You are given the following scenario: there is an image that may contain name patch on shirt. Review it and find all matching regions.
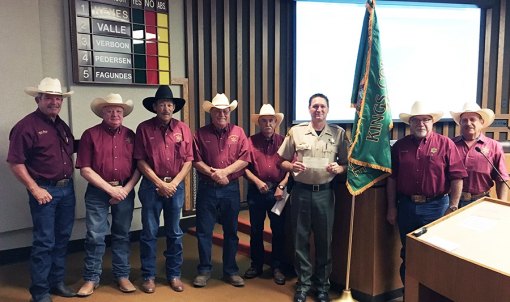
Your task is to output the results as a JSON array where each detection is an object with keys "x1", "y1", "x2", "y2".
[
  {"x1": 430, "y1": 147, "x2": 438, "y2": 154},
  {"x1": 37, "y1": 130, "x2": 48, "y2": 135},
  {"x1": 480, "y1": 146, "x2": 489, "y2": 155},
  {"x1": 173, "y1": 133, "x2": 183, "y2": 143},
  {"x1": 229, "y1": 135, "x2": 239, "y2": 143}
]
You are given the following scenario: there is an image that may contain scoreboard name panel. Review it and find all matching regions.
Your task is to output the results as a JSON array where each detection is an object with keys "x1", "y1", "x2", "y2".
[{"x1": 69, "y1": 0, "x2": 171, "y2": 85}]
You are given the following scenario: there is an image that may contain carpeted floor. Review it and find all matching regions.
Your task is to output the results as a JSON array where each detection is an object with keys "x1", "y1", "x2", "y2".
[{"x1": 0, "y1": 232, "x2": 309, "y2": 302}]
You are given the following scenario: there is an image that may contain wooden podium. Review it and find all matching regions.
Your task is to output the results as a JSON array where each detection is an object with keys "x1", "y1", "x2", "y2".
[
  {"x1": 330, "y1": 181, "x2": 403, "y2": 301},
  {"x1": 406, "y1": 198, "x2": 510, "y2": 302}
]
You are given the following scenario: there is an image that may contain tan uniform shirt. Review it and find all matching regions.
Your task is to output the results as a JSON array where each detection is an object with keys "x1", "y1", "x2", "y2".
[{"x1": 278, "y1": 122, "x2": 350, "y2": 185}]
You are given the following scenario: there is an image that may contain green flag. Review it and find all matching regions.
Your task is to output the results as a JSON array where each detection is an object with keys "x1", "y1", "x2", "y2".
[{"x1": 347, "y1": 0, "x2": 393, "y2": 196}]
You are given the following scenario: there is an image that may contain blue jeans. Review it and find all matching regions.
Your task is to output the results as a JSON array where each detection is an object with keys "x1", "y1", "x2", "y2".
[
  {"x1": 28, "y1": 180, "x2": 75, "y2": 302},
  {"x1": 138, "y1": 177, "x2": 184, "y2": 280},
  {"x1": 196, "y1": 180, "x2": 240, "y2": 276},
  {"x1": 397, "y1": 194, "x2": 449, "y2": 284},
  {"x1": 83, "y1": 184, "x2": 134, "y2": 282},
  {"x1": 247, "y1": 184, "x2": 285, "y2": 270}
]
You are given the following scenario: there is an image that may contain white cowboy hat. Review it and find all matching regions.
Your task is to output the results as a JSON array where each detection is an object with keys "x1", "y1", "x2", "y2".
[
  {"x1": 250, "y1": 104, "x2": 284, "y2": 127},
  {"x1": 399, "y1": 101, "x2": 443, "y2": 124},
  {"x1": 24, "y1": 77, "x2": 74, "y2": 98},
  {"x1": 202, "y1": 93, "x2": 238, "y2": 113},
  {"x1": 90, "y1": 93, "x2": 134, "y2": 117},
  {"x1": 450, "y1": 102, "x2": 495, "y2": 128}
]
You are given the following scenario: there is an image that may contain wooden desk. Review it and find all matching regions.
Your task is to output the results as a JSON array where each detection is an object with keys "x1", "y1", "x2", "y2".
[{"x1": 406, "y1": 198, "x2": 510, "y2": 302}]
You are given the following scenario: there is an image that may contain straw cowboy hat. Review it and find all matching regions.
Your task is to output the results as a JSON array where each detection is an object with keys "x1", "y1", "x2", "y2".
[
  {"x1": 202, "y1": 93, "x2": 238, "y2": 113},
  {"x1": 90, "y1": 93, "x2": 134, "y2": 117},
  {"x1": 24, "y1": 77, "x2": 74, "y2": 98},
  {"x1": 450, "y1": 102, "x2": 495, "y2": 128},
  {"x1": 142, "y1": 85, "x2": 186, "y2": 113},
  {"x1": 399, "y1": 101, "x2": 443, "y2": 124},
  {"x1": 250, "y1": 104, "x2": 284, "y2": 127}
]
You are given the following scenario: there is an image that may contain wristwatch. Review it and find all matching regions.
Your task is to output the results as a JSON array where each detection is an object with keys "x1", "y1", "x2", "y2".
[
  {"x1": 449, "y1": 205, "x2": 458, "y2": 212},
  {"x1": 277, "y1": 185, "x2": 285, "y2": 190}
]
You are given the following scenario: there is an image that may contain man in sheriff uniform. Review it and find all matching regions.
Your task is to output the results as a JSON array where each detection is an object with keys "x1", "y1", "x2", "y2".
[
  {"x1": 386, "y1": 101, "x2": 467, "y2": 286},
  {"x1": 278, "y1": 93, "x2": 350, "y2": 302}
]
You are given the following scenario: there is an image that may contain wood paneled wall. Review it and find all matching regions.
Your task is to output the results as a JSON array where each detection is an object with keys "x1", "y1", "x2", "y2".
[
  {"x1": 184, "y1": 0, "x2": 510, "y2": 140},
  {"x1": 184, "y1": 0, "x2": 292, "y2": 136}
]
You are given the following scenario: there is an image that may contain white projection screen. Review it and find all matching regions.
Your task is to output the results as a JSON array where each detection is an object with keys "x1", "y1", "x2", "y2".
[{"x1": 294, "y1": 0, "x2": 481, "y2": 122}]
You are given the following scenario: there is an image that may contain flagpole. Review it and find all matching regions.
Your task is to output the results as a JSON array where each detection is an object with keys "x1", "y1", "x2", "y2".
[{"x1": 333, "y1": 195, "x2": 358, "y2": 302}]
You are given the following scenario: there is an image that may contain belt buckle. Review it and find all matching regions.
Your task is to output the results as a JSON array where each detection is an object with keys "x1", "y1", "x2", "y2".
[
  {"x1": 313, "y1": 184, "x2": 320, "y2": 192},
  {"x1": 163, "y1": 177, "x2": 172, "y2": 183},
  {"x1": 411, "y1": 195, "x2": 426, "y2": 203},
  {"x1": 108, "y1": 181, "x2": 120, "y2": 186},
  {"x1": 56, "y1": 179, "x2": 69, "y2": 187},
  {"x1": 461, "y1": 192, "x2": 472, "y2": 201}
]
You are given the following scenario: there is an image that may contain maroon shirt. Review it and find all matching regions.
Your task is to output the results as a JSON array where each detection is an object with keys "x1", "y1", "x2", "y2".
[
  {"x1": 7, "y1": 109, "x2": 74, "y2": 181},
  {"x1": 248, "y1": 132, "x2": 286, "y2": 183},
  {"x1": 76, "y1": 122, "x2": 136, "y2": 182},
  {"x1": 390, "y1": 131, "x2": 467, "y2": 197},
  {"x1": 193, "y1": 123, "x2": 250, "y2": 181},
  {"x1": 134, "y1": 117, "x2": 193, "y2": 178},
  {"x1": 453, "y1": 134, "x2": 509, "y2": 194}
]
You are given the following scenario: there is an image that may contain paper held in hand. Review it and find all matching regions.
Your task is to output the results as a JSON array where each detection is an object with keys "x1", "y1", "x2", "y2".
[{"x1": 271, "y1": 190, "x2": 290, "y2": 216}]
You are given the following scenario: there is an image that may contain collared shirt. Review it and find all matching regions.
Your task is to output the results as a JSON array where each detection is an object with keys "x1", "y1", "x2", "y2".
[
  {"x1": 248, "y1": 132, "x2": 286, "y2": 183},
  {"x1": 76, "y1": 122, "x2": 136, "y2": 182},
  {"x1": 7, "y1": 109, "x2": 74, "y2": 181},
  {"x1": 453, "y1": 134, "x2": 509, "y2": 194},
  {"x1": 193, "y1": 123, "x2": 250, "y2": 181},
  {"x1": 134, "y1": 117, "x2": 193, "y2": 178},
  {"x1": 278, "y1": 122, "x2": 350, "y2": 185},
  {"x1": 390, "y1": 131, "x2": 467, "y2": 197}
]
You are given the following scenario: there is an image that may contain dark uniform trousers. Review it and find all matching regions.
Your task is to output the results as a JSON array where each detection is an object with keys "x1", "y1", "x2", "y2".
[{"x1": 290, "y1": 184, "x2": 335, "y2": 293}]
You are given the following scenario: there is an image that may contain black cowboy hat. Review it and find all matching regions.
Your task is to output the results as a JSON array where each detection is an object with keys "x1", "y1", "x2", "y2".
[{"x1": 142, "y1": 85, "x2": 186, "y2": 113}]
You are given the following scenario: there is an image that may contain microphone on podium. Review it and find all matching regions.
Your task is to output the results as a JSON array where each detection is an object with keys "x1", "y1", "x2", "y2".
[{"x1": 474, "y1": 146, "x2": 510, "y2": 190}]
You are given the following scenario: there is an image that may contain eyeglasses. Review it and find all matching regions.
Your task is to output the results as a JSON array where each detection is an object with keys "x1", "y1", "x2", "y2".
[{"x1": 410, "y1": 118, "x2": 432, "y2": 125}]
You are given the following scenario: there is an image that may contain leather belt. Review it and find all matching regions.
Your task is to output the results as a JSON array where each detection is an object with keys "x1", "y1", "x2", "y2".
[
  {"x1": 460, "y1": 191, "x2": 489, "y2": 202},
  {"x1": 160, "y1": 176, "x2": 173, "y2": 183},
  {"x1": 36, "y1": 178, "x2": 71, "y2": 187},
  {"x1": 294, "y1": 181, "x2": 330, "y2": 192},
  {"x1": 107, "y1": 179, "x2": 128, "y2": 186},
  {"x1": 407, "y1": 194, "x2": 446, "y2": 203},
  {"x1": 200, "y1": 178, "x2": 239, "y2": 187}
]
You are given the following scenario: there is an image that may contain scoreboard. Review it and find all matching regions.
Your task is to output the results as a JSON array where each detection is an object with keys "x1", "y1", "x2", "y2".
[{"x1": 69, "y1": 0, "x2": 171, "y2": 85}]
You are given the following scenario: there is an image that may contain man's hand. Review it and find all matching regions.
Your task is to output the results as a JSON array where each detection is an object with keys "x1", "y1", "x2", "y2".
[
  {"x1": 274, "y1": 187, "x2": 284, "y2": 201},
  {"x1": 30, "y1": 186, "x2": 53, "y2": 205},
  {"x1": 211, "y1": 168, "x2": 229, "y2": 185},
  {"x1": 108, "y1": 186, "x2": 128, "y2": 201},
  {"x1": 292, "y1": 161, "x2": 306, "y2": 173},
  {"x1": 386, "y1": 205, "x2": 397, "y2": 225},
  {"x1": 257, "y1": 180, "x2": 269, "y2": 193},
  {"x1": 326, "y1": 162, "x2": 344, "y2": 174},
  {"x1": 156, "y1": 181, "x2": 177, "y2": 198}
]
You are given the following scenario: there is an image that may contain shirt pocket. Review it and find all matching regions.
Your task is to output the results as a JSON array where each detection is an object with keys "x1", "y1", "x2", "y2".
[
  {"x1": 175, "y1": 141, "x2": 189, "y2": 160},
  {"x1": 296, "y1": 142, "x2": 312, "y2": 159}
]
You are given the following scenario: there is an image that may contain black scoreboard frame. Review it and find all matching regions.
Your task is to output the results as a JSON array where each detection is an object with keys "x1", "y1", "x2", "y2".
[{"x1": 68, "y1": 0, "x2": 171, "y2": 85}]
